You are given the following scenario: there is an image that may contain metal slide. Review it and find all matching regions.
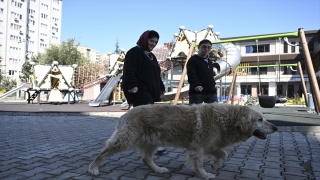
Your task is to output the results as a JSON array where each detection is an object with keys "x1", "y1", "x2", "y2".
[
  {"x1": 0, "y1": 83, "x2": 30, "y2": 100},
  {"x1": 160, "y1": 43, "x2": 241, "y2": 101},
  {"x1": 88, "y1": 75, "x2": 121, "y2": 107}
]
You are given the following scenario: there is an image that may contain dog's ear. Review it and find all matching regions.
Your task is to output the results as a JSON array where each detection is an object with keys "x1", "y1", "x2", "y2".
[{"x1": 235, "y1": 115, "x2": 249, "y2": 133}]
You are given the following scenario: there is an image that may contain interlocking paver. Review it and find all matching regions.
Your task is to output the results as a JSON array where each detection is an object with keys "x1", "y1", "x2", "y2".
[{"x1": 1, "y1": 109, "x2": 320, "y2": 180}]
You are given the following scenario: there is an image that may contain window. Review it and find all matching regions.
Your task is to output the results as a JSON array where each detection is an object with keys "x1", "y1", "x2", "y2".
[
  {"x1": 41, "y1": 13, "x2": 48, "y2": 19},
  {"x1": 277, "y1": 85, "x2": 283, "y2": 96},
  {"x1": 41, "y1": 3, "x2": 48, "y2": 10},
  {"x1": 0, "y1": 32, "x2": 2, "y2": 38},
  {"x1": 52, "y1": 36, "x2": 58, "y2": 40},
  {"x1": 9, "y1": 46, "x2": 20, "y2": 53},
  {"x1": 11, "y1": 12, "x2": 23, "y2": 20},
  {"x1": 29, "y1": 0, "x2": 36, "y2": 3},
  {"x1": 53, "y1": 7, "x2": 59, "y2": 12},
  {"x1": 9, "y1": 70, "x2": 15, "y2": 75},
  {"x1": 259, "y1": 67, "x2": 267, "y2": 75},
  {"x1": 0, "y1": 8, "x2": 3, "y2": 14},
  {"x1": 27, "y1": 40, "x2": 34, "y2": 46},
  {"x1": 29, "y1": 9, "x2": 35, "y2": 15},
  {"x1": 283, "y1": 41, "x2": 288, "y2": 53},
  {"x1": 28, "y1": 19, "x2": 35, "y2": 25},
  {"x1": 0, "y1": 44, "x2": 2, "y2": 50},
  {"x1": 40, "y1": 23, "x2": 47, "y2": 29},
  {"x1": 11, "y1": 23, "x2": 22, "y2": 30},
  {"x1": 53, "y1": 0, "x2": 59, "y2": 4},
  {"x1": 28, "y1": 30, "x2": 35, "y2": 34},
  {"x1": 52, "y1": 17, "x2": 59, "y2": 23},
  {"x1": 40, "y1": 43, "x2": 47, "y2": 48},
  {"x1": 9, "y1": 58, "x2": 18, "y2": 64},
  {"x1": 291, "y1": 42, "x2": 295, "y2": 53},
  {"x1": 241, "y1": 85, "x2": 252, "y2": 95},
  {"x1": 52, "y1": 27, "x2": 58, "y2": 32},
  {"x1": 246, "y1": 44, "x2": 270, "y2": 53},
  {"x1": 257, "y1": 85, "x2": 268, "y2": 96},
  {"x1": 40, "y1": 33, "x2": 47, "y2": 38},
  {"x1": 249, "y1": 67, "x2": 258, "y2": 75},
  {"x1": 12, "y1": 0, "x2": 22, "y2": 8},
  {"x1": 10, "y1": 35, "x2": 21, "y2": 42}
]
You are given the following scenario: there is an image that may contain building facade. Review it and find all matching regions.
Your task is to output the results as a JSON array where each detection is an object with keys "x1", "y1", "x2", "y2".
[
  {"x1": 0, "y1": 0, "x2": 62, "y2": 80},
  {"x1": 166, "y1": 29, "x2": 319, "y2": 100}
]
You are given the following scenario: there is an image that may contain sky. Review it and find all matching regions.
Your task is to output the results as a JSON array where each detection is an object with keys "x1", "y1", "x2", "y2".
[{"x1": 61, "y1": 0, "x2": 320, "y2": 54}]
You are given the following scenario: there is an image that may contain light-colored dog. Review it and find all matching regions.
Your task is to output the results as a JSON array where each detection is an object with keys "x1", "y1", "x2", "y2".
[{"x1": 89, "y1": 103, "x2": 278, "y2": 179}]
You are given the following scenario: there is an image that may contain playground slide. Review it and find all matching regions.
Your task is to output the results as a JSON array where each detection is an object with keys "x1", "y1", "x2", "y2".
[
  {"x1": 0, "y1": 83, "x2": 30, "y2": 100},
  {"x1": 161, "y1": 43, "x2": 241, "y2": 101},
  {"x1": 89, "y1": 75, "x2": 121, "y2": 107}
]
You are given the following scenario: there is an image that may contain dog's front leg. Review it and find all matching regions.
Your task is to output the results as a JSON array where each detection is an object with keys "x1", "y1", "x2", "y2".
[
  {"x1": 140, "y1": 146, "x2": 169, "y2": 174},
  {"x1": 208, "y1": 149, "x2": 227, "y2": 170}
]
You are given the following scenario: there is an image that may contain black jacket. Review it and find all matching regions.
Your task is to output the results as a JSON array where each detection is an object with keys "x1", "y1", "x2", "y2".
[
  {"x1": 187, "y1": 55, "x2": 217, "y2": 96},
  {"x1": 122, "y1": 46, "x2": 165, "y2": 102}
]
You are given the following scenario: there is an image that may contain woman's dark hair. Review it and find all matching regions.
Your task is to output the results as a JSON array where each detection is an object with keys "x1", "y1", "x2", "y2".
[
  {"x1": 198, "y1": 39, "x2": 212, "y2": 47},
  {"x1": 148, "y1": 30, "x2": 160, "y2": 39}
]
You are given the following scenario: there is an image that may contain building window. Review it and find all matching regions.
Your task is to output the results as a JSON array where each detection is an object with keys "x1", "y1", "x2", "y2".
[
  {"x1": 41, "y1": 13, "x2": 48, "y2": 19},
  {"x1": 11, "y1": 23, "x2": 22, "y2": 30},
  {"x1": 9, "y1": 70, "x2": 15, "y2": 75},
  {"x1": 283, "y1": 41, "x2": 288, "y2": 53},
  {"x1": 0, "y1": 8, "x2": 3, "y2": 14},
  {"x1": 30, "y1": 0, "x2": 36, "y2": 3},
  {"x1": 53, "y1": 7, "x2": 59, "y2": 12},
  {"x1": 241, "y1": 85, "x2": 252, "y2": 95},
  {"x1": 0, "y1": 32, "x2": 2, "y2": 38},
  {"x1": 53, "y1": 0, "x2": 59, "y2": 4},
  {"x1": 40, "y1": 43, "x2": 47, "y2": 48},
  {"x1": 0, "y1": 20, "x2": 2, "y2": 26},
  {"x1": 257, "y1": 85, "x2": 268, "y2": 96},
  {"x1": 246, "y1": 44, "x2": 270, "y2": 53},
  {"x1": 28, "y1": 19, "x2": 35, "y2": 25},
  {"x1": 40, "y1": 23, "x2": 47, "y2": 29},
  {"x1": 277, "y1": 85, "x2": 283, "y2": 96},
  {"x1": 41, "y1": 3, "x2": 48, "y2": 10},
  {"x1": 11, "y1": 12, "x2": 23, "y2": 20},
  {"x1": 52, "y1": 27, "x2": 58, "y2": 32},
  {"x1": 10, "y1": 35, "x2": 21, "y2": 42},
  {"x1": 291, "y1": 42, "x2": 295, "y2": 53},
  {"x1": 12, "y1": 0, "x2": 22, "y2": 8},
  {"x1": 259, "y1": 67, "x2": 267, "y2": 75},
  {"x1": 29, "y1": 9, "x2": 35, "y2": 15}
]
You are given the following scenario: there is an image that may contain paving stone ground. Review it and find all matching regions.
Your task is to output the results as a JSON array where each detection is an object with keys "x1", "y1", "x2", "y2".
[{"x1": 0, "y1": 113, "x2": 319, "y2": 180}]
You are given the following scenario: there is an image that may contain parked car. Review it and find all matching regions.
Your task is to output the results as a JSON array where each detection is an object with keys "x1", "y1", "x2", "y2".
[{"x1": 276, "y1": 97, "x2": 287, "y2": 103}]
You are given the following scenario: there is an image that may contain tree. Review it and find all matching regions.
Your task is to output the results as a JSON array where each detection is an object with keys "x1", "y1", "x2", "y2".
[
  {"x1": 20, "y1": 39, "x2": 90, "y2": 82},
  {"x1": 0, "y1": 76, "x2": 16, "y2": 92},
  {"x1": 114, "y1": 39, "x2": 120, "y2": 54},
  {"x1": 19, "y1": 53, "x2": 41, "y2": 83},
  {"x1": 39, "y1": 38, "x2": 90, "y2": 65}
]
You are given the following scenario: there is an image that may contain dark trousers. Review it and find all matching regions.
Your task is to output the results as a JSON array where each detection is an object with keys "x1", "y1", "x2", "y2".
[{"x1": 189, "y1": 94, "x2": 218, "y2": 104}]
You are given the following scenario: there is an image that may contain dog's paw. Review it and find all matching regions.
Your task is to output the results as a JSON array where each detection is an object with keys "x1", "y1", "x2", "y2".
[
  {"x1": 201, "y1": 172, "x2": 216, "y2": 179},
  {"x1": 211, "y1": 162, "x2": 222, "y2": 171},
  {"x1": 88, "y1": 164, "x2": 99, "y2": 176},
  {"x1": 154, "y1": 167, "x2": 169, "y2": 174}
]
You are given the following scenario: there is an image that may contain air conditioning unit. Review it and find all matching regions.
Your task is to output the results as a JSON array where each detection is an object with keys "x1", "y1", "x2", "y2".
[
  {"x1": 55, "y1": 23, "x2": 58, "y2": 26},
  {"x1": 30, "y1": 15, "x2": 33, "y2": 18},
  {"x1": 52, "y1": 32, "x2": 55, "y2": 35},
  {"x1": 19, "y1": 31, "x2": 23, "y2": 35},
  {"x1": 14, "y1": 18, "x2": 19, "y2": 21},
  {"x1": 40, "y1": 38, "x2": 44, "y2": 41}
]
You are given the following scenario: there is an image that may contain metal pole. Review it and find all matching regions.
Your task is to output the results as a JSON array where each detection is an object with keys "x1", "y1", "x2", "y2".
[
  {"x1": 256, "y1": 40, "x2": 261, "y2": 95},
  {"x1": 299, "y1": 28, "x2": 320, "y2": 114},
  {"x1": 297, "y1": 62, "x2": 308, "y2": 106}
]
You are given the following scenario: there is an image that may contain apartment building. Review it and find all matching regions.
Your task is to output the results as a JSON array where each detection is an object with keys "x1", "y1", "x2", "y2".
[
  {"x1": 0, "y1": 0, "x2": 62, "y2": 81},
  {"x1": 77, "y1": 45, "x2": 99, "y2": 62}
]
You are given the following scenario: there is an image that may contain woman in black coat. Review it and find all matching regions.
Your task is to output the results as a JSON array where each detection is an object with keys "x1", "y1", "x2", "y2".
[{"x1": 122, "y1": 30, "x2": 165, "y2": 107}]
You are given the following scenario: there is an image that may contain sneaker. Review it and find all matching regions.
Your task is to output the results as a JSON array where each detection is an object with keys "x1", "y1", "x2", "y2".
[{"x1": 155, "y1": 147, "x2": 167, "y2": 155}]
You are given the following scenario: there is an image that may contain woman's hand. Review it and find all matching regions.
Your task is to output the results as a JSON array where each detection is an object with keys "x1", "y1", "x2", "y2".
[
  {"x1": 195, "y1": 86, "x2": 203, "y2": 92},
  {"x1": 128, "y1": 87, "x2": 138, "y2": 93}
]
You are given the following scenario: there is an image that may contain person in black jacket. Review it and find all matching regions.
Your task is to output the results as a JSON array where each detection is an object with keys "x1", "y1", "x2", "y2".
[
  {"x1": 187, "y1": 39, "x2": 217, "y2": 104},
  {"x1": 122, "y1": 30, "x2": 167, "y2": 155},
  {"x1": 122, "y1": 30, "x2": 165, "y2": 107}
]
